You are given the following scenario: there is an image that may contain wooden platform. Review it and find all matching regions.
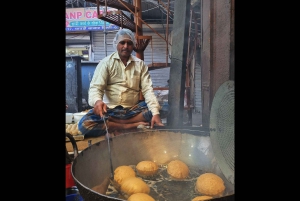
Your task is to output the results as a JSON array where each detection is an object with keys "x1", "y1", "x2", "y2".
[
  {"x1": 66, "y1": 134, "x2": 84, "y2": 142},
  {"x1": 66, "y1": 129, "x2": 137, "y2": 153},
  {"x1": 66, "y1": 135, "x2": 106, "y2": 153}
]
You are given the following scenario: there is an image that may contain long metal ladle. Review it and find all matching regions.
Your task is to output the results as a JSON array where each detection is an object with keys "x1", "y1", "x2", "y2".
[
  {"x1": 86, "y1": 116, "x2": 113, "y2": 195},
  {"x1": 103, "y1": 115, "x2": 114, "y2": 178}
]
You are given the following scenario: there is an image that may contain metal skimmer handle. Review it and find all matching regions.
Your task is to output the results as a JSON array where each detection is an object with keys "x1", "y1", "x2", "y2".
[{"x1": 103, "y1": 115, "x2": 114, "y2": 178}]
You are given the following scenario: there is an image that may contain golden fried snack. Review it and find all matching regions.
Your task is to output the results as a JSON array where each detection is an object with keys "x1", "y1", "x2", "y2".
[
  {"x1": 66, "y1": 124, "x2": 72, "y2": 133},
  {"x1": 191, "y1": 195, "x2": 213, "y2": 201},
  {"x1": 70, "y1": 123, "x2": 78, "y2": 135},
  {"x1": 167, "y1": 160, "x2": 189, "y2": 179},
  {"x1": 113, "y1": 166, "x2": 136, "y2": 186},
  {"x1": 136, "y1": 161, "x2": 158, "y2": 177},
  {"x1": 127, "y1": 193, "x2": 155, "y2": 201},
  {"x1": 120, "y1": 177, "x2": 150, "y2": 197},
  {"x1": 195, "y1": 173, "x2": 225, "y2": 196}
]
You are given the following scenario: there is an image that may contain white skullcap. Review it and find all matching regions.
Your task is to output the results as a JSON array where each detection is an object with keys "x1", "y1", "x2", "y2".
[{"x1": 113, "y1": 28, "x2": 136, "y2": 49}]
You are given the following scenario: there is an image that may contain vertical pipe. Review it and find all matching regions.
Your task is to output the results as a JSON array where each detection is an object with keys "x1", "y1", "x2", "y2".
[
  {"x1": 186, "y1": 10, "x2": 192, "y2": 75},
  {"x1": 104, "y1": 21, "x2": 107, "y2": 56},
  {"x1": 96, "y1": 0, "x2": 100, "y2": 16},
  {"x1": 133, "y1": 0, "x2": 145, "y2": 101},
  {"x1": 134, "y1": 0, "x2": 143, "y2": 60},
  {"x1": 96, "y1": 0, "x2": 101, "y2": 60},
  {"x1": 134, "y1": 0, "x2": 138, "y2": 40},
  {"x1": 166, "y1": 0, "x2": 170, "y2": 65},
  {"x1": 104, "y1": 0, "x2": 108, "y2": 56},
  {"x1": 168, "y1": 0, "x2": 191, "y2": 126},
  {"x1": 90, "y1": 31, "x2": 94, "y2": 61},
  {"x1": 185, "y1": 9, "x2": 193, "y2": 123}
]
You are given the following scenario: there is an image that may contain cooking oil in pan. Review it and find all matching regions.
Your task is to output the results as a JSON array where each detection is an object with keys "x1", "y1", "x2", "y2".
[{"x1": 102, "y1": 165, "x2": 233, "y2": 201}]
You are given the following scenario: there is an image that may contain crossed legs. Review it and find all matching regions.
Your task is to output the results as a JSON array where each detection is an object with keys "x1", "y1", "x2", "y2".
[{"x1": 106, "y1": 112, "x2": 149, "y2": 130}]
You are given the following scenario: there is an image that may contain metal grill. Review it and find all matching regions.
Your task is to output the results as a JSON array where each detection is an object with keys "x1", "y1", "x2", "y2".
[
  {"x1": 216, "y1": 90, "x2": 234, "y2": 169},
  {"x1": 210, "y1": 80, "x2": 234, "y2": 185}
]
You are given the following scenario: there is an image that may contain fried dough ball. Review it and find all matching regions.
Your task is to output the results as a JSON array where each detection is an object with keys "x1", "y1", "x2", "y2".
[
  {"x1": 127, "y1": 193, "x2": 155, "y2": 201},
  {"x1": 113, "y1": 166, "x2": 136, "y2": 186},
  {"x1": 120, "y1": 177, "x2": 150, "y2": 197},
  {"x1": 195, "y1": 173, "x2": 225, "y2": 196},
  {"x1": 136, "y1": 161, "x2": 158, "y2": 177},
  {"x1": 167, "y1": 160, "x2": 189, "y2": 179},
  {"x1": 191, "y1": 195, "x2": 213, "y2": 201}
]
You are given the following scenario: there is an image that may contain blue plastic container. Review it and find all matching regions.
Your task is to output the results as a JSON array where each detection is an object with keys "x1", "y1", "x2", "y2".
[{"x1": 66, "y1": 194, "x2": 83, "y2": 201}]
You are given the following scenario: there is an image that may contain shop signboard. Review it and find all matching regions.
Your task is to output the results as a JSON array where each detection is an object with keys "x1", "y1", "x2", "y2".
[{"x1": 66, "y1": 7, "x2": 119, "y2": 32}]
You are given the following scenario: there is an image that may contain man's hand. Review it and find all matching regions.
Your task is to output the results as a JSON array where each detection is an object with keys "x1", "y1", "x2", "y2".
[
  {"x1": 93, "y1": 100, "x2": 107, "y2": 117},
  {"x1": 151, "y1": 114, "x2": 164, "y2": 128}
]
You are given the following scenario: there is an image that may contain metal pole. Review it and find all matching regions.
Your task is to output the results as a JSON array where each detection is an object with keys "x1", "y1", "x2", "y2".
[
  {"x1": 134, "y1": 0, "x2": 143, "y2": 60},
  {"x1": 104, "y1": 1, "x2": 108, "y2": 56},
  {"x1": 104, "y1": 21, "x2": 107, "y2": 56}
]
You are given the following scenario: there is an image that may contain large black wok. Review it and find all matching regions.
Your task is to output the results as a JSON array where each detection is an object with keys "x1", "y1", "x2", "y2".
[
  {"x1": 71, "y1": 128, "x2": 234, "y2": 201},
  {"x1": 72, "y1": 81, "x2": 234, "y2": 201}
]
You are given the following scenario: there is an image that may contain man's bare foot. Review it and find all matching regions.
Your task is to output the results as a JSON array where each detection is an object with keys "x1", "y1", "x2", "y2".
[
  {"x1": 107, "y1": 121, "x2": 149, "y2": 130},
  {"x1": 136, "y1": 122, "x2": 149, "y2": 126}
]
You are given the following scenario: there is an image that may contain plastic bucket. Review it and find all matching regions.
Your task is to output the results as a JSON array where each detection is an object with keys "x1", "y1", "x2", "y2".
[
  {"x1": 66, "y1": 194, "x2": 83, "y2": 201},
  {"x1": 66, "y1": 113, "x2": 73, "y2": 123},
  {"x1": 66, "y1": 163, "x2": 75, "y2": 188}
]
